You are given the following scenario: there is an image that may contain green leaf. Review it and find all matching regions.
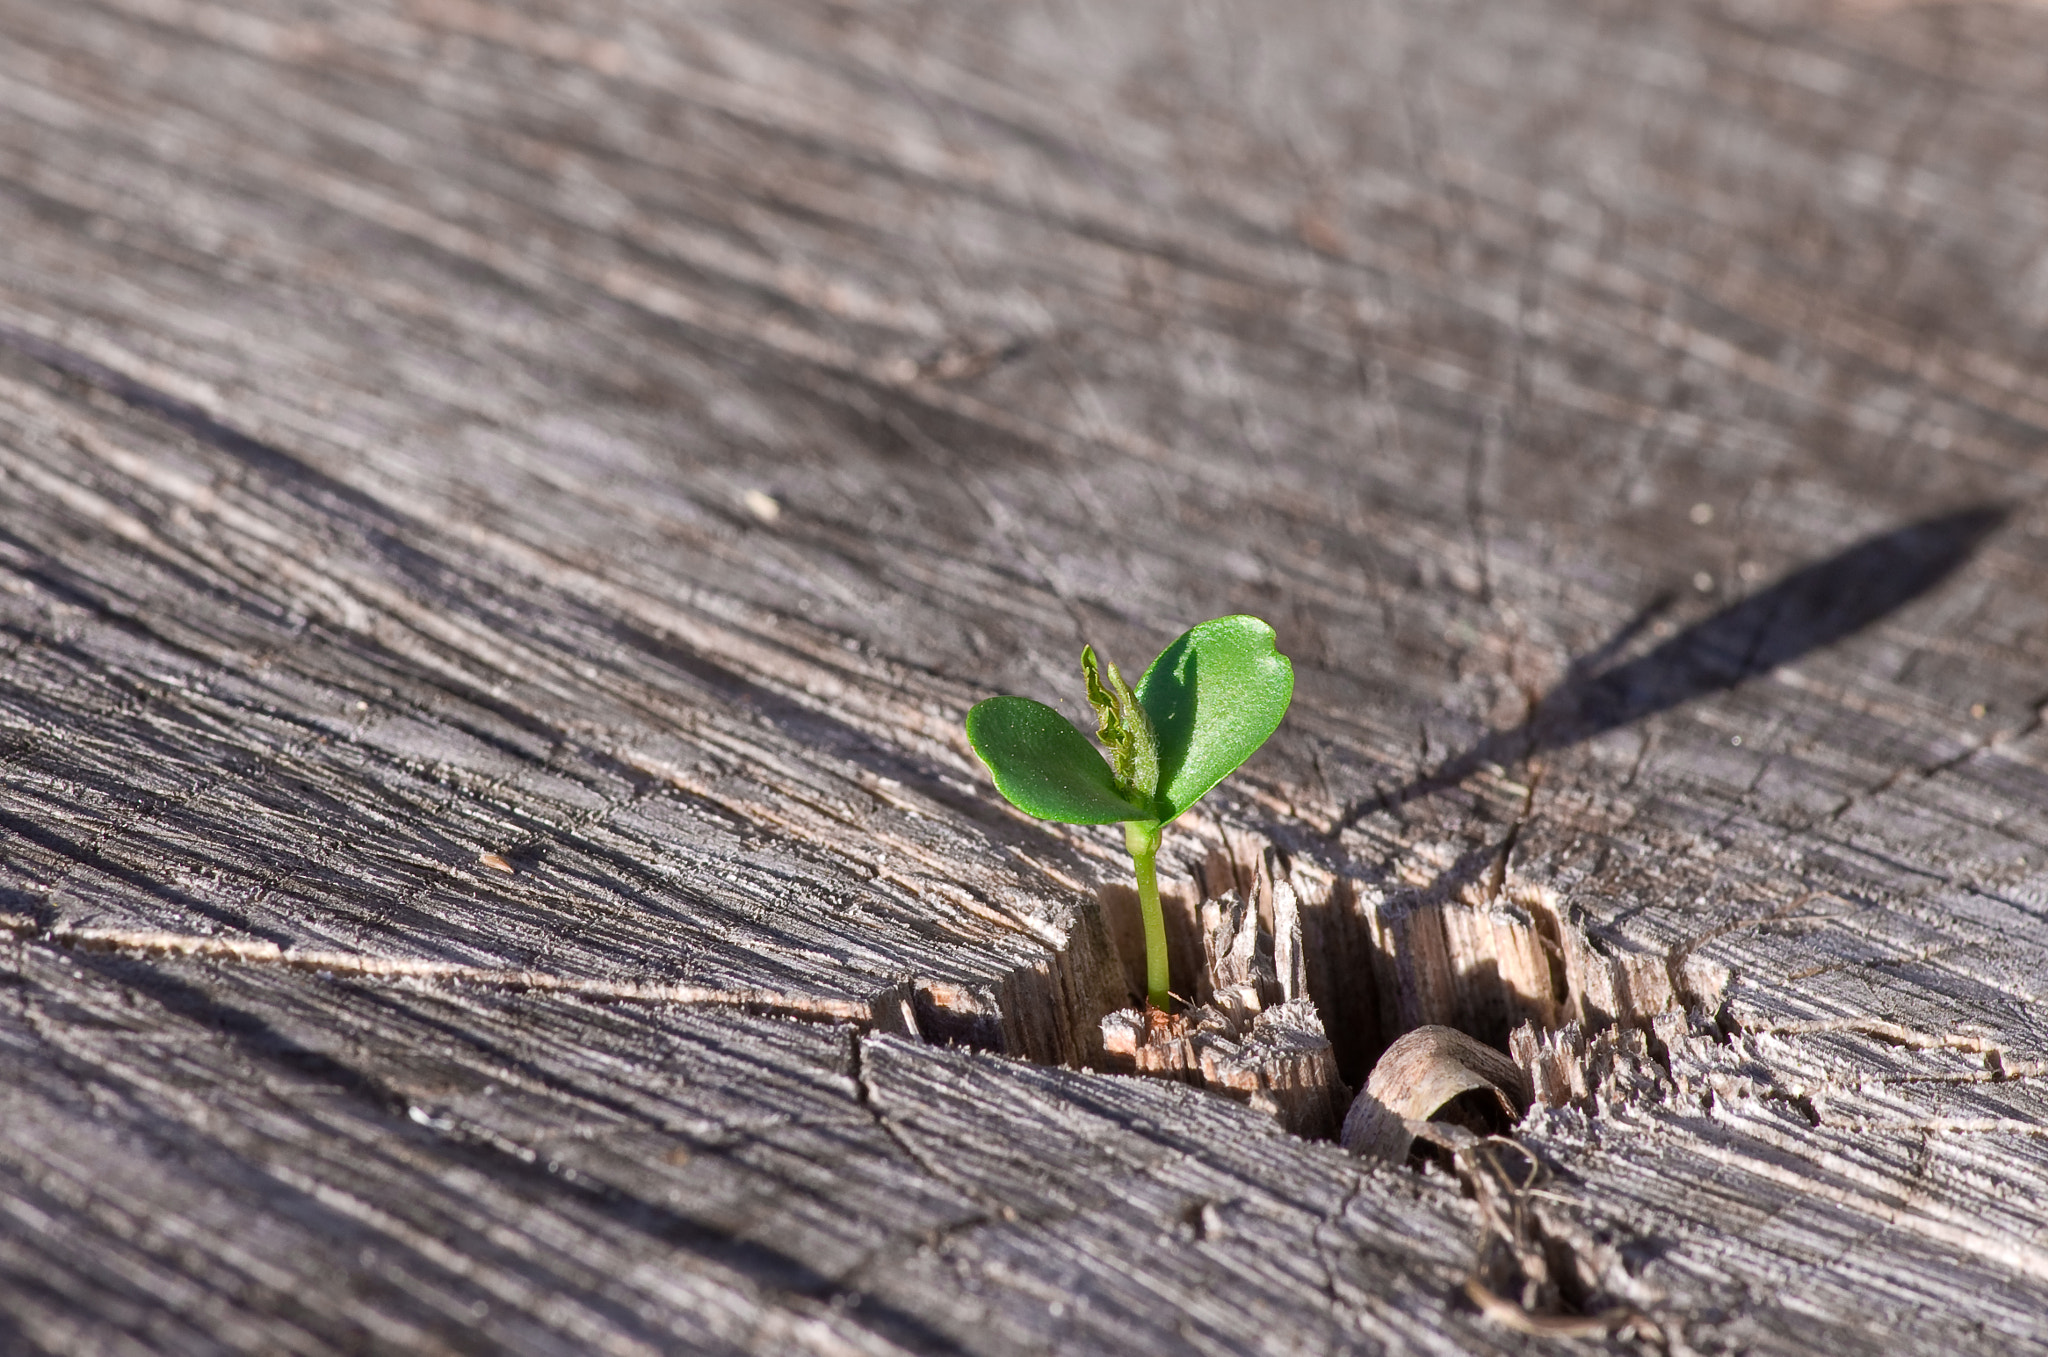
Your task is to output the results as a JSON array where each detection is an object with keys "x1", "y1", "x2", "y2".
[
  {"x1": 1081, "y1": 645, "x2": 1159, "y2": 807},
  {"x1": 965, "y1": 696, "x2": 1151, "y2": 825},
  {"x1": 1134, "y1": 615, "x2": 1294, "y2": 821}
]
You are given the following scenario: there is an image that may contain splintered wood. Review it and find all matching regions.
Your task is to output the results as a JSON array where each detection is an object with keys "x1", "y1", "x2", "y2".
[
  {"x1": 1088, "y1": 825, "x2": 1671, "y2": 1151},
  {"x1": 1511, "y1": 1018, "x2": 1680, "y2": 1115},
  {"x1": 1350, "y1": 873, "x2": 1564, "y2": 1052},
  {"x1": 1100, "y1": 996, "x2": 1350, "y2": 1138},
  {"x1": 1099, "y1": 875, "x2": 1349, "y2": 1138}
]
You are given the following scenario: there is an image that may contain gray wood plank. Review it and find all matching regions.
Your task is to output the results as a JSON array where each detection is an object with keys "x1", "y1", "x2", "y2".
[{"x1": 2, "y1": 0, "x2": 2048, "y2": 1351}]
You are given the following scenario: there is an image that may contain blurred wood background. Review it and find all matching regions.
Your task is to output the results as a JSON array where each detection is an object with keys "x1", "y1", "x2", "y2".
[{"x1": 3, "y1": 0, "x2": 2048, "y2": 1352}]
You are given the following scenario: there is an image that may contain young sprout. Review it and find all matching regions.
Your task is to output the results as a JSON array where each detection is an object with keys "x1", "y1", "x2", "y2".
[{"x1": 964, "y1": 616, "x2": 1294, "y2": 1013}]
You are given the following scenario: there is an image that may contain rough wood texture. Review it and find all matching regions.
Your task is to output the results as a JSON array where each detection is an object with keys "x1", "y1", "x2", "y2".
[{"x1": 4, "y1": 0, "x2": 2048, "y2": 1352}]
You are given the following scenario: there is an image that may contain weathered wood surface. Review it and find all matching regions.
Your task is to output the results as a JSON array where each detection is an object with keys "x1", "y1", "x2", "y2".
[{"x1": 3, "y1": 0, "x2": 2048, "y2": 1352}]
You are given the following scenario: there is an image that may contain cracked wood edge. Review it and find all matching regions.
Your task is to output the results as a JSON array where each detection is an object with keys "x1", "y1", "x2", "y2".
[
  {"x1": 0, "y1": 911, "x2": 876, "y2": 1022},
  {"x1": 0, "y1": 932, "x2": 1506, "y2": 1356}
]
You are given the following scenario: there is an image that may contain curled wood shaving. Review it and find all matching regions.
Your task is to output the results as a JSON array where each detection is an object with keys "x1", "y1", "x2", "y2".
[{"x1": 1340, "y1": 1024, "x2": 1530, "y2": 1162}]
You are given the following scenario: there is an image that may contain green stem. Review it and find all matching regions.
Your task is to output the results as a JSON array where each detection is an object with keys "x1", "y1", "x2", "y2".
[{"x1": 1123, "y1": 820, "x2": 1169, "y2": 1012}]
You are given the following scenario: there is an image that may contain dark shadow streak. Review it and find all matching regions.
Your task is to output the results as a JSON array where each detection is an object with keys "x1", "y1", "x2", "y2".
[
  {"x1": 0, "y1": 322, "x2": 403, "y2": 530},
  {"x1": 0, "y1": 322, "x2": 1108, "y2": 884},
  {"x1": 0, "y1": 806, "x2": 294, "y2": 946},
  {"x1": 1336, "y1": 505, "x2": 2008, "y2": 831}
]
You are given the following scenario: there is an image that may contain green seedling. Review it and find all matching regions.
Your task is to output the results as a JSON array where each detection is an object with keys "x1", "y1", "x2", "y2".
[{"x1": 964, "y1": 616, "x2": 1294, "y2": 1013}]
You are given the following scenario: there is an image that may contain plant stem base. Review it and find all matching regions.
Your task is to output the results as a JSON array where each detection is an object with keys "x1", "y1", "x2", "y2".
[{"x1": 1124, "y1": 820, "x2": 1169, "y2": 1012}]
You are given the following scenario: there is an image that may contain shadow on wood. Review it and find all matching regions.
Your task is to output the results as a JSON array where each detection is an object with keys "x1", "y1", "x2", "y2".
[{"x1": 1342, "y1": 504, "x2": 2009, "y2": 827}]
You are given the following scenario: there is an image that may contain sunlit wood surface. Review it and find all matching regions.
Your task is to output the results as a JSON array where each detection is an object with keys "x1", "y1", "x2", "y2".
[{"x1": 3, "y1": 1, "x2": 2047, "y2": 1352}]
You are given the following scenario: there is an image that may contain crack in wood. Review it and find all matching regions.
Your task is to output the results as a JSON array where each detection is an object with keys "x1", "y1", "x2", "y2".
[
  {"x1": 1736, "y1": 1017, "x2": 2048, "y2": 1078},
  {"x1": 0, "y1": 913, "x2": 874, "y2": 1023}
]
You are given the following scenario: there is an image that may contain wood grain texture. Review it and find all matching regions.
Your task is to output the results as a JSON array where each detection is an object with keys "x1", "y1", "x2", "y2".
[{"x1": 2, "y1": 0, "x2": 2048, "y2": 1351}]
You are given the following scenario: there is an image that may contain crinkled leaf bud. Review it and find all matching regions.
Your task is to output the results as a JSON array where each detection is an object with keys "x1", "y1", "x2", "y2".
[{"x1": 1081, "y1": 644, "x2": 1159, "y2": 812}]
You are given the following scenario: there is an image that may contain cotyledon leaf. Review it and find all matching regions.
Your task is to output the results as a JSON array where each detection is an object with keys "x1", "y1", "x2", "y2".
[
  {"x1": 964, "y1": 695, "x2": 1152, "y2": 825},
  {"x1": 1134, "y1": 615, "x2": 1294, "y2": 821}
]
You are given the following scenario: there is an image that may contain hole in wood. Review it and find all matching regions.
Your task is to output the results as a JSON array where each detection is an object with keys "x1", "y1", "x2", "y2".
[
  {"x1": 882, "y1": 814, "x2": 1727, "y2": 1150},
  {"x1": 1082, "y1": 820, "x2": 1575, "y2": 1141}
]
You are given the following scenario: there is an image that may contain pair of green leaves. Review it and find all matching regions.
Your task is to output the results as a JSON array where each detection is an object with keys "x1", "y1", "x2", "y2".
[{"x1": 965, "y1": 616, "x2": 1294, "y2": 829}]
